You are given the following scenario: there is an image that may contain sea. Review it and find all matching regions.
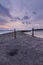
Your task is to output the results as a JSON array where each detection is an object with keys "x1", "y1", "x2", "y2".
[
  {"x1": 0, "y1": 30, "x2": 12, "y2": 34},
  {"x1": 25, "y1": 31, "x2": 43, "y2": 38},
  {"x1": 0, "y1": 30, "x2": 43, "y2": 38}
]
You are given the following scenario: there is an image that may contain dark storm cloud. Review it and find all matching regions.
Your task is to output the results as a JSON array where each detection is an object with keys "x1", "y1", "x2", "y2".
[
  {"x1": 21, "y1": 15, "x2": 30, "y2": 24},
  {"x1": 0, "y1": 4, "x2": 11, "y2": 18},
  {"x1": 10, "y1": 15, "x2": 30, "y2": 22},
  {"x1": 10, "y1": 17, "x2": 21, "y2": 22},
  {"x1": 23, "y1": 16, "x2": 30, "y2": 20},
  {"x1": 14, "y1": 17, "x2": 21, "y2": 20}
]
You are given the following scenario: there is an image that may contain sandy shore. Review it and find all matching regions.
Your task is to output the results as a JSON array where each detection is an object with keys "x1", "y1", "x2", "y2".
[{"x1": 0, "y1": 32, "x2": 43, "y2": 65}]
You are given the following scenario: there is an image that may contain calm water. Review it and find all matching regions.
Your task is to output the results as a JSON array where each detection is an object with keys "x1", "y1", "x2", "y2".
[
  {"x1": 25, "y1": 31, "x2": 43, "y2": 38},
  {"x1": 0, "y1": 30, "x2": 43, "y2": 38},
  {"x1": 0, "y1": 30, "x2": 12, "y2": 34}
]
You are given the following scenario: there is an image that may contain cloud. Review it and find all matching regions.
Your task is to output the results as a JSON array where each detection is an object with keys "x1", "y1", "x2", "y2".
[
  {"x1": 10, "y1": 17, "x2": 21, "y2": 22},
  {"x1": 35, "y1": 14, "x2": 43, "y2": 21},
  {"x1": 15, "y1": 17, "x2": 21, "y2": 20},
  {"x1": 0, "y1": 18, "x2": 8, "y2": 25},
  {"x1": 0, "y1": 4, "x2": 11, "y2": 18},
  {"x1": 0, "y1": 0, "x2": 43, "y2": 30},
  {"x1": 0, "y1": 25, "x2": 11, "y2": 29},
  {"x1": 21, "y1": 0, "x2": 43, "y2": 11},
  {"x1": 10, "y1": 16, "x2": 30, "y2": 22},
  {"x1": 1, "y1": 0, "x2": 43, "y2": 22},
  {"x1": 32, "y1": 11, "x2": 37, "y2": 15},
  {"x1": 23, "y1": 16, "x2": 30, "y2": 20}
]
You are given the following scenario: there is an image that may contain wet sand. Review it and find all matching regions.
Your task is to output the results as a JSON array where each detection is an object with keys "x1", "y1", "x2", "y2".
[{"x1": 0, "y1": 32, "x2": 43, "y2": 65}]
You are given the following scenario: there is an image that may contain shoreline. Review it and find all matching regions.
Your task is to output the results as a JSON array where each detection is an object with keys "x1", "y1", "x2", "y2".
[{"x1": 0, "y1": 31, "x2": 43, "y2": 39}]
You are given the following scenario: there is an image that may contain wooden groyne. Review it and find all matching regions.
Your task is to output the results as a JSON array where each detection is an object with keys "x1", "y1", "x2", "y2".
[{"x1": 13, "y1": 28, "x2": 34, "y2": 39}]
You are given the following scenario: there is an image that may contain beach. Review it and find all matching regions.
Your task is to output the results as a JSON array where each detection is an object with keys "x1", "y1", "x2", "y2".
[{"x1": 0, "y1": 32, "x2": 43, "y2": 65}]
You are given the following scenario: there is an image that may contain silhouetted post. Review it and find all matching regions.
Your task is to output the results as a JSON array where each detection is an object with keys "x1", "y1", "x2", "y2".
[
  {"x1": 14, "y1": 29, "x2": 16, "y2": 39},
  {"x1": 32, "y1": 28, "x2": 34, "y2": 37}
]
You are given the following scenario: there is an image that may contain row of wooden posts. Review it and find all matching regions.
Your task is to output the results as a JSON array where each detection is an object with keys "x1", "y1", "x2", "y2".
[{"x1": 14, "y1": 28, "x2": 34, "y2": 39}]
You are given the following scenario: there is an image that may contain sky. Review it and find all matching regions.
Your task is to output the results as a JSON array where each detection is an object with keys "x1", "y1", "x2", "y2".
[{"x1": 0, "y1": 0, "x2": 43, "y2": 30}]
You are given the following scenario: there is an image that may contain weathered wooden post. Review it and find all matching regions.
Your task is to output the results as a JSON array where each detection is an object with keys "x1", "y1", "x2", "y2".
[
  {"x1": 14, "y1": 28, "x2": 16, "y2": 39},
  {"x1": 32, "y1": 27, "x2": 34, "y2": 37}
]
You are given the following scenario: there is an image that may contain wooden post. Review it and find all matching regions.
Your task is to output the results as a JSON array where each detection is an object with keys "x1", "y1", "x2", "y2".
[
  {"x1": 14, "y1": 29, "x2": 16, "y2": 39},
  {"x1": 32, "y1": 28, "x2": 34, "y2": 37}
]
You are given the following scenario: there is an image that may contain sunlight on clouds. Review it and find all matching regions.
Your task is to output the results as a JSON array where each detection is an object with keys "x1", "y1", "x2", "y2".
[
  {"x1": 6, "y1": 21, "x2": 27, "y2": 30},
  {"x1": 5, "y1": 21, "x2": 40, "y2": 30},
  {"x1": 0, "y1": 25, "x2": 11, "y2": 29},
  {"x1": 5, "y1": 21, "x2": 31, "y2": 30}
]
